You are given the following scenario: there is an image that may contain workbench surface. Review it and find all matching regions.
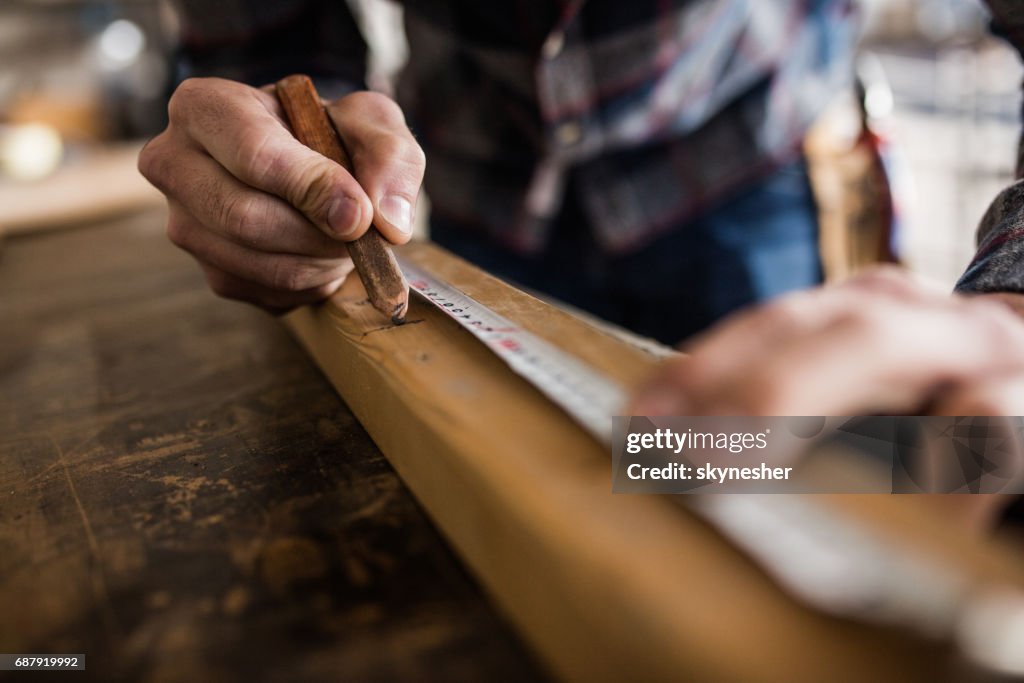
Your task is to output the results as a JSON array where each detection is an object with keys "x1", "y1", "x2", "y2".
[{"x1": 0, "y1": 210, "x2": 544, "y2": 682}]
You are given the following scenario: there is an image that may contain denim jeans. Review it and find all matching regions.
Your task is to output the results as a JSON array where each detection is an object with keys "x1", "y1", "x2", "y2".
[{"x1": 431, "y1": 159, "x2": 821, "y2": 345}]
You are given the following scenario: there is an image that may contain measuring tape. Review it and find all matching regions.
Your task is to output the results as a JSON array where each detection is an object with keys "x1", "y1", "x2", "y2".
[
  {"x1": 399, "y1": 258, "x2": 627, "y2": 445},
  {"x1": 396, "y1": 256, "x2": 1024, "y2": 675}
]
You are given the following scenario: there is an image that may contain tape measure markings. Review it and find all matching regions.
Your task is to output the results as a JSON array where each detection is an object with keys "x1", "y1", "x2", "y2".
[
  {"x1": 399, "y1": 258, "x2": 626, "y2": 445},
  {"x1": 395, "y1": 257, "x2": 1022, "y2": 672}
]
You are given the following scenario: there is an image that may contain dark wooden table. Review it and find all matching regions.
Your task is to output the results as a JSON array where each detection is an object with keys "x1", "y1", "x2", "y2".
[{"x1": 0, "y1": 210, "x2": 544, "y2": 682}]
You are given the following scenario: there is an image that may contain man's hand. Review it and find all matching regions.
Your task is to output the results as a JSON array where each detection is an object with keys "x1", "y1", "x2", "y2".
[
  {"x1": 139, "y1": 78, "x2": 425, "y2": 312},
  {"x1": 630, "y1": 267, "x2": 1024, "y2": 417}
]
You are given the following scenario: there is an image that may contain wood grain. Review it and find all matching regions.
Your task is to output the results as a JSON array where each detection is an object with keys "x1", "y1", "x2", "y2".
[
  {"x1": 286, "y1": 240, "x2": 1024, "y2": 683},
  {"x1": 275, "y1": 74, "x2": 409, "y2": 323},
  {"x1": 0, "y1": 210, "x2": 544, "y2": 683}
]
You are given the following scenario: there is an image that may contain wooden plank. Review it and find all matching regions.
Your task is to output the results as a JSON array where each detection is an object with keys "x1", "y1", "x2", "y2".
[{"x1": 286, "y1": 241, "x2": 1024, "y2": 683}]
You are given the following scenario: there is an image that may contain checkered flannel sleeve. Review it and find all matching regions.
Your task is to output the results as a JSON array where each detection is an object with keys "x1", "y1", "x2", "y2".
[{"x1": 957, "y1": 1, "x2": 1024, "y2": 294}]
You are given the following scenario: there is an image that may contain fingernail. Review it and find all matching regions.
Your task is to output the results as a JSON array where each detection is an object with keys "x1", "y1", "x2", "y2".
[
  {"x1": 379, "y1": 195, "x2": 413, "y2": 235},
  {"x1": 327, "y1": 196, "x2": 361, "y2": 239},
  {"x1": 630, "y1": 386, "x2": 689, "y2": 416}
]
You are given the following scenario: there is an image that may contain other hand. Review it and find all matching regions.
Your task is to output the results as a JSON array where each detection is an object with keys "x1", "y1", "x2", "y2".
[
  {"x1": 630, "y1": 268, "x2": 1024, "y2": 529},
  {"x1": 630, "y1": 267, "x2": 1024, "y2": 417}
]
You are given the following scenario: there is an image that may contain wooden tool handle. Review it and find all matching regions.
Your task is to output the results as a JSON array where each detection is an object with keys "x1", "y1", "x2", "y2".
[{"x1": 275, "y1": 74, "x2": 409, "y2": 323}]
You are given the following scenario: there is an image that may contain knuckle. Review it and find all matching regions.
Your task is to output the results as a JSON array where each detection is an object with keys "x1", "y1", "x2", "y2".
[
  {"x1": 342, "y1": 91, "x2": 405, "y2": 122},
  {"x1": 850, "y1": 266, "x2": 935, "y2": 301},
  {"x1": 858, "y1": 264, "x2": 906, "y2": 283},
  {"x1": 761, "y1": 294, "x2": 816, "y2": 332},
  {"x1": 235, "y1": 129, "x2": 279, "y2": 183},
  {"x1": 235, "y1": 132, "x2": 337, "y2": 225},
  {"x1": 764, "y1": 300, "x2": 804, "y2": 329},
  {"x1": 220, "y1": 192, "x2": 264, "y2": 245},
  {"x1": 137, "y1": 137, "x2": 158, "y2": 178},
  {"x1": 168, "y1": 78, "x2": 205, "y2": 124},
  {"x1": 387, "y1": 135, "x2": 423, "y2": 167},
  {"x1": 360, "y1": 133, "x2": 425, "y2": 175},
  {"x1": 405, "y1": 138, "x2": 426, "y2": 168},
  {"x1": 204, "y1": 270, "x2": 235, "y2": 298},
  {"x1": 165, "y1": 216, "x2": 192, "y2": 249},
  {"x1": 291, "y1": 161, "x2": 339, "y2": 219},
  {"x1": 841, "y1": 304, "x2": 890, "y2": 339},
  {"x1": 137, "y1": 136, "x2": 171, "y2": 190},
  {"x1": 376, "y1": 139, "x2": 405, "y2": 167}
]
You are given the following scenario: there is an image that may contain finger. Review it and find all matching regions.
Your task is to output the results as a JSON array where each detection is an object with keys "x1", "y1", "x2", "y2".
[
  {"x1": 931, "y1": 377, "x2": 1024, "y2": 416},
  {"x1": 676, "y1": 288, "x2": 842, "y2": 368},
  {"x1": 632, "y1": 295, "x2": 1024, "y2": 416},
  {"x1": 167, "y1": 78, "x2": 374, "y2": 241},
  {"x1": 840, "y1": 265, "x2": 946, "y2": 301},
  {"x1": 635, "y1": 286, "x2": 886, "y2": 415},
  {"x1": 143, "y1": 139, "x2": 349, "y2": 258},
  {"x1": 327, "y1": 91, "x2": 425, "y2": 243},
  {"x1": 198, "y1": 262, "x2": 347, "y2": 313},
  {"x1": 166, "y1": 206, "x2": 353, "y2": 292},
  {"x1": 679, "y1": 267, "x2": 945, "y2": 363},
  {"x1": 688, "y1": 300, "x2": 1024, "y2": 415}
]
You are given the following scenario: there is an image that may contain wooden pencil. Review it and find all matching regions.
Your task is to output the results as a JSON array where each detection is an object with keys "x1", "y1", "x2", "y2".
[{"x1": 275, "y1": 74, "x2": 410, "y2": 324}]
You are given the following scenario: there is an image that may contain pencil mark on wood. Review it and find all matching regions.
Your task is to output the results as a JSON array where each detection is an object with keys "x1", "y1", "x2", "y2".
[{"x1": 359, "y1": 318, "x2": 425, "y2": 338}]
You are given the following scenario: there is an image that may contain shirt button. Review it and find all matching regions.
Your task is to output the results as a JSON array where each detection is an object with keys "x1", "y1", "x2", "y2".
[
  {"x1": 542, "y1": 31, "x2": 565, "y2": 60},
  {"x1": 556, "y1": 121, "x2": 582, "y2": 146}
]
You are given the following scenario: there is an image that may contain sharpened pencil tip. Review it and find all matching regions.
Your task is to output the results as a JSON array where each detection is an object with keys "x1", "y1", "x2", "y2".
[{"x1": 391, "y1": 302, "x2": 408, "y2": 326}]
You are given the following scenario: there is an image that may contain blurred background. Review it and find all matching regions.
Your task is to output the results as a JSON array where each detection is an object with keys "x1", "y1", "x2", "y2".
[{"x1": 0, "y1": 0, "x2": 1020, "y2": 288}]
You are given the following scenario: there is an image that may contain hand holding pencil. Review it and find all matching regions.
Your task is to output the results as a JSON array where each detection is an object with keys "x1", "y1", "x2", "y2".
[{"x1": 139, "y1": 76, "x2": 423, "y2": 316}]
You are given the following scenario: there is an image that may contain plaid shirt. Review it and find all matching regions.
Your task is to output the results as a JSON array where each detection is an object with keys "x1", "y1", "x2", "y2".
[
  {"x1": 174, "y1": 0, "x2": 857, "y2": 255},
  {"x1": 168, "y1": 6, "x2": 1024, "y2": 539},
  {"x1": 957, "y1": 1, "x2": 1024, "y2": 296}
]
